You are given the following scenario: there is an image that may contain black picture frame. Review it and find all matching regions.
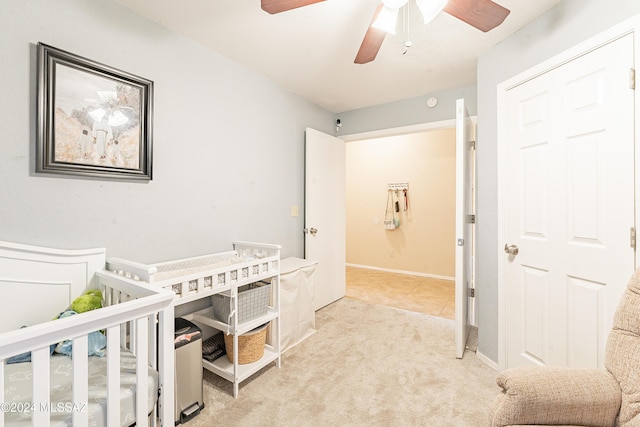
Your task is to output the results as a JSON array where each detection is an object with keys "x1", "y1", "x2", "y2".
[{"x1": 36, "y1": 43, "x2": 153, "y2": 180}]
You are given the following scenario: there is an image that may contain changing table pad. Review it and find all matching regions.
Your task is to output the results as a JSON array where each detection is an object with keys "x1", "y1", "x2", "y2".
[{"x1": 3, "y1": 349, "x2": 158, "y2": 427}]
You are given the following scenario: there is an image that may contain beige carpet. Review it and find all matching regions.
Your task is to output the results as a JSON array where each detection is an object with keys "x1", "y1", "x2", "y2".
[{"x1": 187, "y1": 297, "x2": 500, "y2": 426}]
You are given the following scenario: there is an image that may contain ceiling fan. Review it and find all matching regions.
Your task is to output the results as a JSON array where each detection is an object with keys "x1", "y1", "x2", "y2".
[{"x1": 261, "y1": 0, "x2": 510, "y2": 64}]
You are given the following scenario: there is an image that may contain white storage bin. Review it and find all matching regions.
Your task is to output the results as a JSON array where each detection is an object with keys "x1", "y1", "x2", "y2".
[{"x1": 278, "y1": 257, "x2": 318, "y2": 352}]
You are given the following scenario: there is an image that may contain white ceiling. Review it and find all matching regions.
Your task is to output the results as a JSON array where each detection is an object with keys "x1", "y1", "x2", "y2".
[{"x1": 113, "y1": 0, "x2": 563, "y2": 113}]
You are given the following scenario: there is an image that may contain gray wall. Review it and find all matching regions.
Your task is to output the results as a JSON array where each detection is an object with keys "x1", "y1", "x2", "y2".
[
  {"x1": 475, "y1": 0, "x2": 640, "y2": 362},
  {"x1": 0, "y1": 0, "x2": 333, "y2": 263},
  {"x1": 335, "y1": 86, "x2": 477, "y2": 136}
]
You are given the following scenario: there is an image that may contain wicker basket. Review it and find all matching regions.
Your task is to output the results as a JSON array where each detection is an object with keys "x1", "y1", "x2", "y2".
[
  {"x1": 212, "y1": 281, "x2": 271, "y2": 324},
  {"x1": 224, "y1": 323, "x2": 268, "y2": 364}
]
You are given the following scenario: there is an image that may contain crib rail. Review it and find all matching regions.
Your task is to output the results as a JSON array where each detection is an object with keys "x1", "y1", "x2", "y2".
[{"x1": 0, "y1": 270, "x2": 175, "y2": 427}]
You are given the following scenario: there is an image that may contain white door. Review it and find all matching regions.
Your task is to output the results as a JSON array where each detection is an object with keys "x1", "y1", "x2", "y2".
[
  {"x1": 305, "y1": 127, "x2": 346, "y2": 310},
  {"x1": 455, "y1": 98, "x2": 475, "y2": 359},
  {"x1": 504, "y1": 35, "x2": 635, "y2": 369}
]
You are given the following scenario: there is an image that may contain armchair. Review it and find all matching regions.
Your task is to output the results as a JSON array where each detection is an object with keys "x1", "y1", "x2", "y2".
[{"x1": 489, "y1": 269, "x2": 640, "y2": 427}]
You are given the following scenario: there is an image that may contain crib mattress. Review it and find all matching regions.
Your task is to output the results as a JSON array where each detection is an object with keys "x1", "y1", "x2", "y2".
[{"x1": 3, "y1": 350, "x2": 158, "y2": 427}]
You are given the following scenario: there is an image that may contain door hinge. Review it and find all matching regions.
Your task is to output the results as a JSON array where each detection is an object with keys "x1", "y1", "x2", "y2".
[
  {"x1": 469, "y1": 140, "x2": 476, "y2": 150},
  {"x1": 469, "y1": 288, "x2": 475, "y2": 298},
  {"x1": 467, "y1": 214, "x2": 476, "y2": 224},
  {"x1": 630, "y1": 68, "x2": 636, "y2": 90},
  {"x1": 631, "y1": 226, "x2": 636, "y2": 250}
]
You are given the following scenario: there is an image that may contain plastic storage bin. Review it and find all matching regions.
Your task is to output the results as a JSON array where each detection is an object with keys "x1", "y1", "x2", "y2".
[{"x1": 174, "y1": 318, "x2": 204, "y2": 424}]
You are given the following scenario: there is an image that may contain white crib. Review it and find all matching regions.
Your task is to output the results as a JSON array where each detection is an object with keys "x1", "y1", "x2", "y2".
[{"x1": 0, "y1": 241, "x2": 175, "y2": 427}]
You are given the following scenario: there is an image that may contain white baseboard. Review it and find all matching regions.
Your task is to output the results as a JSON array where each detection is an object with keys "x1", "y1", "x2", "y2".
[
  {"x1": 346, "y1": 263, "x2": 454, "y2": 282},
  {"x1": 476, "y1": 350, "x2": 498, "y2": 371}
]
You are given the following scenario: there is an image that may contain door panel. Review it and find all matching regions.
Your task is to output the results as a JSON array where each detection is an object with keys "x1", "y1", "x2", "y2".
[
  {"x1": 305, "y1": 128, "x2": 346, "y2": 310},
  {"x1": 521, "y1": 266, "x2": 548, "y2": 365},
  {"x1": 567, "y1": 276, "x2": 606, "y2": 367},
  {"x1": 505, "y1": 35, "x2": 635, "y2": 369}
]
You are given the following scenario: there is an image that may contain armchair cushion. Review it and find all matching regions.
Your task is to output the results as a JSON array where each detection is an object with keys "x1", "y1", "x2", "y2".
[
  {"x1": 605, "y1": 272, "x2": 640, "y2": 426},
  {"x1": 490, "y1": 366, "x2": 621, "y2": 427}
]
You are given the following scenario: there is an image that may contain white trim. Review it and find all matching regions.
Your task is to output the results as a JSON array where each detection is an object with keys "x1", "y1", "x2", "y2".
[
  {"x1": 346, "y1": 263, "x2": 454, "y2": 282},
  {"x1": 496, "y1": 14, "x2": 640, "y2": 371},
  {"x1": 339, "y1": 117, "x2": 477, "y2": 142},
  {"x1": 476, "y1": 350, "x2": 499, "y2": 371}
]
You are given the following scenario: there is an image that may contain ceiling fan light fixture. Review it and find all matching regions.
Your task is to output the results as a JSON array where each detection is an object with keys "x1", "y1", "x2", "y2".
[
  {"x1": 372, "y1": 5, "x2": 400, "y2": 34},
  {"x1": 415, "y1": 0, "x2": 448, "y2": 24}
]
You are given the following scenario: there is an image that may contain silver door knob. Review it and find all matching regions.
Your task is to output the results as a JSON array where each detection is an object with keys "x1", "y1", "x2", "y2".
[
  {"x1": 504, "y1": 244, "x2": 519, "y2": 255},
  {"x1": 309, "y1": 227, "x2": 318, "y2": 236}
]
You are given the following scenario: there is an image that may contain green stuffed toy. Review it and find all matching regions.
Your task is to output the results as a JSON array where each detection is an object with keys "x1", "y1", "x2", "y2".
[
  {"x1": 70, "y1": 289, "x2": 103, "y2": 313},
  {"x1": 52, "y1": 289, "x2": 107, "y2": 357}
]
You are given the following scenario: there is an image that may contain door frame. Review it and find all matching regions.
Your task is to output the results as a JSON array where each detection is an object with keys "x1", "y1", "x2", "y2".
[
  {"x1": 455, "y1": 98, "x2": 475, "y2": 358},
  {"x1": 496, "y1": 16, "x2": 640, "y2": 371},
  {"x1": 341, "y1": 116, "x2": 478, "y2": 327}
]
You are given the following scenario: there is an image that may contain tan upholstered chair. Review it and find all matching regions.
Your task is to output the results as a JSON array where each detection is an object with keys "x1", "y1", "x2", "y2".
[{"x1": 489, "y1": 269, "x2": 640, "y2": 427}]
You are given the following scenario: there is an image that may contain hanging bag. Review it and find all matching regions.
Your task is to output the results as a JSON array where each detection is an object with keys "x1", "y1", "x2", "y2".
[
  {"x1": 393, "y1": 190, "x2": 400, "y2": 228},
  {"x1": 384, "y1": 190, "x2": 397, "y2": 230}
]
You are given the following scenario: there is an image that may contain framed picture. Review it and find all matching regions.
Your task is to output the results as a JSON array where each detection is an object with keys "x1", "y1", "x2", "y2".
[{"x1": 36, "y1": 43, "x2": 153, "y2": 180}]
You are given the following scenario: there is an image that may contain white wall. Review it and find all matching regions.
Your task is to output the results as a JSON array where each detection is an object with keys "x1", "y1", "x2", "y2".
[
  {"x1": 0, "y1": 0, "x2": 333, "y2": 262},
  {"x1": 475, "y1": 0, "x2": 640, "y2": 362}
]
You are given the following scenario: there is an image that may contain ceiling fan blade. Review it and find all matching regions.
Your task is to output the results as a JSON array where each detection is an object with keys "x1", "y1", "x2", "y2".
[
  {"x1": 443, "y1": 0, "x2": 510, "y2": 32},
  {"x1": 354, "y1": 3, "x2": 387, "y2": 65},
  {"x1": 261, "y1": 0, "x2": 325, "y2": 14}
]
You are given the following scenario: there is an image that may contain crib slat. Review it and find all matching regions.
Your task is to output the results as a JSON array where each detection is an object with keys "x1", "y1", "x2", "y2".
[
  {"x1": 147, "y1": 314, "x2": 157, "y2": 427},
  {"x1": 32, "y1": 346, "x2": 50, "y2": 427},
  {"x1": 147, "y1": 314, "x2": 157, "y2": 426},
  {"x1": 135, "y1": 317, "x2": 149, "y2": 426},
  {"x1": 104, "y1": 286, "x2": 112, "y2": 306},
  {"x1": 148, "y1": 315, "x2": 157, "y2": 369},
  {"x1": 72, "y1": 335, "x2": 89, "y2": 427},
  {"x1": 120, "y1": 318, "x2": 127, "y2": 350},
  {"x1": 158, "y1": 306, "x2": 175, "y2": 426},
  {"x1": 106, "y1": 325, "x2": 120, "y2": 427},
  {"x1": 129, "y1": 319, "x2": 136, "y2": 353}
]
